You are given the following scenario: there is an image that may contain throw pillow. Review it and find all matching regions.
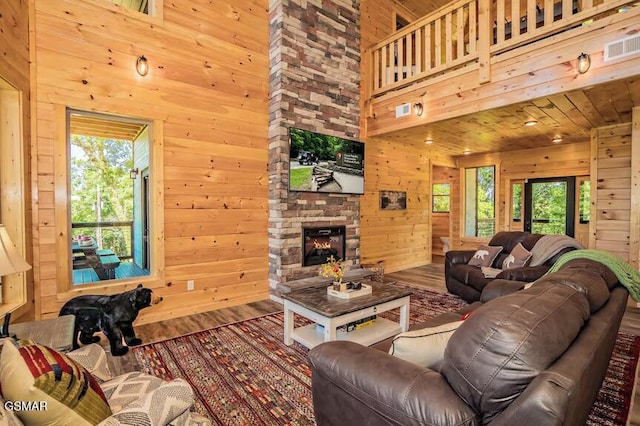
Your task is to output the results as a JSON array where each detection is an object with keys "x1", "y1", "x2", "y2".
[
  {"x1": 0, "y1": 338, "x2": 112, "y2": 425},
  {"x1": 389, "y1": 320, "x2": 465, "y2": 370},
  {"x1": 502, "y1": 242, "x2": 533, "y2": 270},
  {"x1": 468, "y1": 245, "x2": 503, "y2": 267}
]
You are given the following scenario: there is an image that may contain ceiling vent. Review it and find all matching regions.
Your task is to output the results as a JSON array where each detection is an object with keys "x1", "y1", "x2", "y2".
[
  {"x1": 395, "y1": 103, "x2": 411, "y2": 118},
  {"x1": 604, "y1": 34, "x2": 640, "y2": 61}
]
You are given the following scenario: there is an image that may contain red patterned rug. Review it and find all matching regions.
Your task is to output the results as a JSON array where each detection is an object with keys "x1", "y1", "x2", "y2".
[{"x1": 132, "y1": 284, "x2": 640, "y2": 425}]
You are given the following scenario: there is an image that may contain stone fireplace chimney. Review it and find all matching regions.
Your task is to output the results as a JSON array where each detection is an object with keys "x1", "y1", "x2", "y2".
[{"x1": 268, "y1": 0, "x2": 361, "y2": 299}]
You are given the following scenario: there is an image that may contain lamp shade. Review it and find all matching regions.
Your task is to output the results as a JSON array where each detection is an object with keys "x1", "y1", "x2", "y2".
[{"x1": 0, "y1": 225, "x2": 31, "y2": 276}]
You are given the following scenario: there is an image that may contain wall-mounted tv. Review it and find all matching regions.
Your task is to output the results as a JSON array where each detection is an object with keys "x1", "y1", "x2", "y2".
[{"x1": 288, "y1": 127, "x2": 364, "y2": 195}]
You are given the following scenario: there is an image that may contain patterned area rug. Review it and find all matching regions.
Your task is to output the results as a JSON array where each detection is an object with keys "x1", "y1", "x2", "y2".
[{"x1": 133, "y1": 284, "x2": 640, "y2": 425}]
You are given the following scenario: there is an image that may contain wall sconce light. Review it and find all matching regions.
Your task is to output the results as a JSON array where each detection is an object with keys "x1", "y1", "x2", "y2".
[
  {"x1": 136, "y1": 55, "x2": 149, "y2": 76},
  {"x1": 413, "y1": 102, "x2": 424, "y2": 116},
  {"x1": 130, "y1": 168, "x2": 139, "y2": 179},
  {"x1": 552, "y1": 136, "x2": 563, "y2": 143},
  {"x1": 577, "y1": 52, "x2": 591, "y2": 74}
]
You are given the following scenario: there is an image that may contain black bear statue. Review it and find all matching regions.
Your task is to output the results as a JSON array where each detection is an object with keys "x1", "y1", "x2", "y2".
[{"x1": 59, "y1": 284, "x2": 162, "y2": 356}]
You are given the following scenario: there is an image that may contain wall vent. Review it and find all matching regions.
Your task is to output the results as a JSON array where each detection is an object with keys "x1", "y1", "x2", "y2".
[
  {"x1": 395, "y1": 103, "x2": 411, "y2": 118},
  {"x1": 604, "y1": 34, "x2": 640, "y2": 61}
]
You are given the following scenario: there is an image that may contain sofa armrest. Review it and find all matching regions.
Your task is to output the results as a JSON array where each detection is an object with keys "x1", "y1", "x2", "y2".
[
  {"x1": 98, "y1": 378, "x2": 194, "y2": 426},
  {"x1": 309, "y1": 341, "x2": 478, "y2": 426},
  {"x1": 66, "y1": 343, "x2": 113, "y2": 383},
  {"x1": 496, "y1": 265, "x2": 550, "y2": 282}
]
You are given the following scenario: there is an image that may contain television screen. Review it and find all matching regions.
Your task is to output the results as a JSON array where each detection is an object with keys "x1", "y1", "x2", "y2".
[{"x1": 288, "y1": 127, "x2": 364, "y2": 194}]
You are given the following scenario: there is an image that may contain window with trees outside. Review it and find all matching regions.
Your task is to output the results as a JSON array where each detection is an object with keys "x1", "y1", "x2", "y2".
[
  {"x1": 579, "y1": 180, "x2": 591, "y2": 223},
  {"x1": 465, "y1": 166, "x2": 495, "y2": 238},
  {"x1": 512, "y1": 183, "x2": 522, "y2": 222},
  {"x1": 432, "y1": 183, "x2": 450, "y2": 213},
  {"x1": 69, "y1": 110, "x2": 152, "y2": 285}
]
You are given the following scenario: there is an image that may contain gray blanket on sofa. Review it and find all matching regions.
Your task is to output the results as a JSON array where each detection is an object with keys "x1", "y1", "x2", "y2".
[{"x1": 528, "y1": 235, "x2": 585, "y2": 267}]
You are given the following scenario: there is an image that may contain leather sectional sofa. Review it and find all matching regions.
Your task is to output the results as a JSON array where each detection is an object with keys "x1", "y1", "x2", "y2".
[
  {"x1": 309, "y1": 258, "x2": 627, "y2": 426},
  {"x1": 445, "y1": 231, "x2": 581, "y2": 302}
]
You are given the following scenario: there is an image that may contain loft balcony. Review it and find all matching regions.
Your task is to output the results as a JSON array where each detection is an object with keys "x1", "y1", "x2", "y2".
[{"x1": 363, "y1": 0, "x2": 640, "y2": 138}]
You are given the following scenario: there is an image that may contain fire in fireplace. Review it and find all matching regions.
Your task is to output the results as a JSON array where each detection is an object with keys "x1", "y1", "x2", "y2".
[{"x1": 302, "y1": 226, "x2": 346, "y2": 267}]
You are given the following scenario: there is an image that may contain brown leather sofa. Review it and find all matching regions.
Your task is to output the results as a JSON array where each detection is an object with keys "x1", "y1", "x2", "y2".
[
  {"x1": 445, "y1": 231, "x2": 578, "y2": 302},
  {"x1": 309, "y1": 259, "x2": 627, "y2": 426}
]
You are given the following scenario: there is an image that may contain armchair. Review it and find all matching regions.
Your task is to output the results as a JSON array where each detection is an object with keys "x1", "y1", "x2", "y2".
[{"x1": 0, "y1": 340, "x2": 210, "y2": 426}]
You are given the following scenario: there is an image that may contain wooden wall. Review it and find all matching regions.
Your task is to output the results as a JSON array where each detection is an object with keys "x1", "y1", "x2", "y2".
[
  {"x1": 452, "y1": 142, "x2": 591, "y2": 250},
  {"x1": 431, "y1": 165, "x2": 456, "y2": 255},
  {"x1": 31, "y1": 0, "x2": 269, "y2": 322},
  {"x1": 360, "y1": 0, "x2": 438, "y2": 273},
  {"x1": 590, "y1": 123, "x2": 632, "y2": 262},
  {"x1": 360, "y1": 137, "x2": 431, "y2": 272},
  {"x1": 0, "y1": 0, "x2": 32, "y2": 320}
]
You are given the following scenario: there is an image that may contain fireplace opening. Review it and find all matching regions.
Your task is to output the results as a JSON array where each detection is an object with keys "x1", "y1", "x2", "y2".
[{"x1": 302, "y1": 226, "x2": 346, "y2": 267}]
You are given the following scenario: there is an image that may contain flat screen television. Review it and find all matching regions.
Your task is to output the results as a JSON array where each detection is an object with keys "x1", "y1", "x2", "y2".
[{"x1": 288, "y1": 127, "x2": 364, "y2": 195}]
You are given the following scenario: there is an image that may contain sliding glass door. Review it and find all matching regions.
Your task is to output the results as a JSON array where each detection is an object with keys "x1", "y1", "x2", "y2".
[{"x1": 524, "y1": 177, "x2": 576, "y2": 237}]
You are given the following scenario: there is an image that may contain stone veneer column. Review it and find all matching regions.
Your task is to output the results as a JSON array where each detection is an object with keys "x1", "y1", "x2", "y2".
[{"x1": 268, "y1": 0, "x2": 361, "y2": 297}]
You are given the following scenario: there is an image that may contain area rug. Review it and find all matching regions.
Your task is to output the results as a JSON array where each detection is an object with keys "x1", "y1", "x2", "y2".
[{"x1": 132, "y1": 284, "x2": 640, "y2": 425}]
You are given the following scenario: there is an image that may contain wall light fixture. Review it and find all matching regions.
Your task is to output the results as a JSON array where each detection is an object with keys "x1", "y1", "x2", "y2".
[
  {"x1": 577, "y1": 53, "x2": 591, "y2": 74},
  {"x1": 136, "y1": 55, "x2": 149, "y2": 76},
  {"x1": 413, "y1": 102, "x2": 424, "y2": 116}
]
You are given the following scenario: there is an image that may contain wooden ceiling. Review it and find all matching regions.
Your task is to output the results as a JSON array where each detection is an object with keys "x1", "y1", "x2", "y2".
[
  {"x1": 69, "y1": 114, "x2": 146, "y2": 141},
  {"x1": 376, "y1": 76, "x2": 640, "y2": 157}
]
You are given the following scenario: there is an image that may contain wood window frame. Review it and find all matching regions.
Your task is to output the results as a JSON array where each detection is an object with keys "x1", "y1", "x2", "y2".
[
  {"x1": 0, "y1": 78, "x2": 29, "y2": 316},
  {"x1": 54, "y1": 107, "x2": 165, "y2": 296}
]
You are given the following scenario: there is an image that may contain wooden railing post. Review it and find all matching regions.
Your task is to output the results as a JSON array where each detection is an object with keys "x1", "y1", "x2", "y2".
[{"x1": 477, "y1": 0, "x2": 491, "y2": 84}]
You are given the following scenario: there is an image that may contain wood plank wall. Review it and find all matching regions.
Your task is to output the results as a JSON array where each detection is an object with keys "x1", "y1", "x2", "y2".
[
  {"x1": 32, "y1": 0, "x2": 269, "y2": 323},
  {"x1": 452, "y1": 142, "x2": 590, "y2": 250},
  {"x1": 360, "y1": 0, "x2": 438, "y2": 273},
  {"x1": 0, "y1": 0, "x2": 33, "y2": 320},
  {"x1": 431, "y1": 165, "x2": 456, "y2": 255},
  {"x1": 590, "y1": 123, "x2": 632, "y2": 262},
  {"x1": 361, "y1": 137, "x2": 432, "y2": 272}
]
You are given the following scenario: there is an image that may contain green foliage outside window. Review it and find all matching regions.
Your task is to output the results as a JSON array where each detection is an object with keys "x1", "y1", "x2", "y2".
[
  {"x1": 512, "y1": 183, "x2": 522, "y2": 221},
  {"x1": 70, "y1": 135, "x2": 134, "y2": 257},
  {"x1": 579, "y1": 180, "x2": 591, "y2": 223},
  {"x1": 465, "y1": 166, "x2": 495, "y2": 237},
  {"x1": 432, "y1": 183, "x2": 450, "y2": 212},
  {"x1": 531, "y1": 181, "x2": 567, "y2": 235}
]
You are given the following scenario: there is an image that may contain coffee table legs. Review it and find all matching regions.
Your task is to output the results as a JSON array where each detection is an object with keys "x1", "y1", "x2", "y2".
[
  {"x1": 284, "y1": 305, "x2": 294, "y2": 345},
  {"x1": 400, "y1": 303, "x2": 409, "y2": 332}
]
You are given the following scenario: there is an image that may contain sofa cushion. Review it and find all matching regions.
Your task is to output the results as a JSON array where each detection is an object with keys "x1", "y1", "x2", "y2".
[
  {"x1": 389, "y1": 320, "x2": 464, "y2": 370},
  {"x1": 488, "y1": 232, "x2": 543, "y2": 254},
  {"x1": 502, "y1": 242, "x2": 532, "y2": 270},
  {"x1": 468, "y1": 245, "x2": 503, "y2": 267},
  {"x1": 440, "y1": 282, "x2": 590, "y2": 423},
  {"x1": 0, "y1": 338, "x2": 112, "y2": 425},
  {"x1": 536, "y1": 259, "x2": 611, "y2": 312}
]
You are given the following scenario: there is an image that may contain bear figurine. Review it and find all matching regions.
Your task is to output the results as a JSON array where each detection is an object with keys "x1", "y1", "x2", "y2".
[{"x1": 59, "y1": 284, "x2": 162, "y2": 356}]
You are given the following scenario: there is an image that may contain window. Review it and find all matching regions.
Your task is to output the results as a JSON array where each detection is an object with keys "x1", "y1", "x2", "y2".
[
  {"x1": 464, "y1": 166, "x2": 495, "y2": 237},
  {"x1": 68, "y1": 110, "x2": 152, "y2": 285},
  {"x1": 512, "y1": 183, "x2": 522, "y2": 222},
  {"x1": 579, "y1": 180, "x2": 591, "y2": 223},
  {"x1": 395, "y1": 13, "x2": 410, "y2": 30},
  {"x1": 432, "y1": 183, "x2": 450, "y2": 213},
  {"x1": 104, "y1": 0, "x2": 159, "y2": 15},
  {"x1": 0, "y1": 77, "x2": 28, "y2": 312}
]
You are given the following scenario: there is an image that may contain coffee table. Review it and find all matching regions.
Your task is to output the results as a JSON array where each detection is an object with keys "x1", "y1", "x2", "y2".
[{"x1": 282, "y1": 282, "x2": 411, "y2": 349}]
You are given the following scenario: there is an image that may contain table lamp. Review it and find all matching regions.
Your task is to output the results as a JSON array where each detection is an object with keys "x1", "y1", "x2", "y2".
[{"x1": 0, "y1": 224, "x2": 31, "y2": 302}]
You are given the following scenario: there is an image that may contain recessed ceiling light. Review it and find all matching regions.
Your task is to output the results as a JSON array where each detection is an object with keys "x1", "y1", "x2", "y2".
[
  {"x1": 524, "y1": 120, "x2": 538, "y2": 126},
  {"x1": 425, "y1": 139, "x2": 434, "y2": 145},
  {"x1": 463, "y1": 149, "x2": 471, "y2": 155},
  {"x1": 552, "y1": 136, "x2": 563, "y2": 143}
]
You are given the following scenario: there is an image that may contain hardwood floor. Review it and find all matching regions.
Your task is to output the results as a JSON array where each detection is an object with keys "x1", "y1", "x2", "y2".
[{"x1": 104, "y1": 260, "x2": 640, "y2": 424}]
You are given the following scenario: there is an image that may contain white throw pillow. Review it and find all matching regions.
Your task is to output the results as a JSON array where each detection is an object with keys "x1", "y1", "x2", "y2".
[{"x1": 389, "y1": 320, "x2": 465, "y2": 370}]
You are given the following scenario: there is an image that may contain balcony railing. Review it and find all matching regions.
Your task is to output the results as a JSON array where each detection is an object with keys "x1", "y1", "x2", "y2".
[
  {"x1": 71, "y1": 221, "x2": 134, "y2": 260},
  {"x1": 367, "y1": 0, "x2": 633, "y2": 97}
]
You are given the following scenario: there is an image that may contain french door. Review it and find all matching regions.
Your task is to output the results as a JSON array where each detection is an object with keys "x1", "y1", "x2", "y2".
[{"x1": 524, "y1": 177, "x2": 576, "y2": 237}]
